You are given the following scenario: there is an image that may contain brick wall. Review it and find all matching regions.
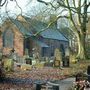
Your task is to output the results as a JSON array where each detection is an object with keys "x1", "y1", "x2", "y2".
[
  {"x1": 0, "y1": 20, "x2": 24, "y2": 56},
  {"x1": 13, "y1": 27, "x2": 24, "y2": 56}
]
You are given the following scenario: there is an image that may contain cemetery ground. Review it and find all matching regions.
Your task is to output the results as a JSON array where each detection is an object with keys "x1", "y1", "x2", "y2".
[{"x1": 0, "y1": 59, "x2": 90, "y2": 90}]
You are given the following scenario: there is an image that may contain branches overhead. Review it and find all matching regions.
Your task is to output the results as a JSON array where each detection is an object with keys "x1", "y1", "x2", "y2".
[
  {"x1": 37, "y1": 0, "x2": 90, "y2": 15},
  {"x1": 14, "y1": 0, "x2": 22, "y2": 15},
  {"x1": 34, "y1": 15, "x2": 70, "y2": 36},
  {"x1": 0, "y1": 0, "x2": 14, "y2": 7},
  {"x1": 0, "y1": 0, "x2": 7, "y2": 7},
  {"x1": 0, "y1": 0, "x2": 23, "y2": 24},
  {"x1": 37, "y1": 0, "x2": 90, "y2": 28},
  {"x1": 37, "y1": 0, "x2": 48, "y2": 5}
]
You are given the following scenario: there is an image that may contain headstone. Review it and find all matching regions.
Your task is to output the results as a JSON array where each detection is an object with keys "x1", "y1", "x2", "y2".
[
  {"x1": 32, "y1": 47, "x2": 40, "y2": 64},
  {"x1": 54, "y1": 48, "x2": 62, "y2": 61},
  {"x1": 65, "y1": 48, "x2": 69, "y2": 57},
  {"x1": 87, "y1": 66, "x2": 90, "y2": 75},
  {"x1": 45, "y1": 57, "x2": 49, "y2": 63},
  {"x1": 24, "y1": 49, "x2": 31, "y2": 65},
  {"x1": 25, "y1": 48, "x2": 29, "y2": 56},
  {"x1": 35, "y1": 52, "x2": 40, "y2": 63},
  {"x1": 87, "y1": 65, "x2": 90, "y2": 82},
  {"x1": 63, "y1": 48, "x2": 70, "y2": 67},
  {"x1": 25, "y1": 57, "x2": 32, "y2": 65},
  {"x1": 53, "y1": 48, "x2": 62, "y2": 68}
]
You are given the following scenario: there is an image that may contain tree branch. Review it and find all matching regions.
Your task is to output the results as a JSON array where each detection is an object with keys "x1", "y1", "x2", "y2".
[
  {"x1": 37, "y1": 0, "x2": 48, "y2": 5},
  {"x1": 0, "y1": 0, "x2": 7, "y2": 7},
  {"x1": 34, "y1": 15, "x2": 70, "y2": 36},
  {"x1": 66, "y1": 0, "x2": 79, "y2": 35},
  {"x1": 77, "y1": 0, "x2": 82, "y2": 26},
  {"x1": 14, "y1": 0, "x2": 22, "y2": 15},
  {"x1": 73, "y1": 0, "x2": 76, "y2": 8},
  {"x1": 87, "y1": 2, "x2": 90, "y2": 8}
]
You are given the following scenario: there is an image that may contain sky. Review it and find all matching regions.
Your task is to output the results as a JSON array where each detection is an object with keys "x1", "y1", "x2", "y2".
[
  {"x1": 0, "y1": 0, "x2": 38, "y2": 15},
  {"x1": 1, "y1": 0, "x2": 90, "y2": 15},
  {"x1": 0, "y1": 0, "x2": 39, "y2": 23},
  {"x1": 0, "y1": 0, "x2": 51, "y2": 15},
  {"x1": 0, "y1": 0, "x2": 90, "y2": 23},
  {"x1": 0, "y1": 0, "x2": 52, "y2": 23}
]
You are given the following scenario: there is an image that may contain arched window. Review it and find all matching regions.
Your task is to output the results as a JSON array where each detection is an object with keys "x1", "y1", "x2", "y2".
[{"x1": 3, "y1": 29, "x2": 14, "y2": 48}]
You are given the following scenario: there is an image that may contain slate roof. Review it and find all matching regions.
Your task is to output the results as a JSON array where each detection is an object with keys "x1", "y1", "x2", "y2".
[
  {"x1": 12, "y1": 17, "x2": 68, "y2": 42},
  {"x1": 11, "y1": 19, "x2": 32, "y2": 37},
  {"x1": 24, "y1": 17, "x2": 68, "y2": 42},
  {"x1": 11, "y1": 19, "x2": 49, "y2": 47},
  {"x1": 41, "y1": 28, "x2": 68, "y2": 41}
]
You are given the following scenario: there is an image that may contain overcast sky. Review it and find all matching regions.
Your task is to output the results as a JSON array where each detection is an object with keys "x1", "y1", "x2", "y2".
[
  {"x1": 0, "y1": 0, "x2": 52, "y2": 24},
  {"x1": 0, "y1": 0, "x2": 39, "y2": 23},
  {"x1": 0, "y1": 0, "x2": 51, "y2": 15},
  {"x1": 0, "y1": 0, "x2": 90, "y2": 24},
  {"x1": 0, "y1": 0, "x2": 38, "y2": 15}
]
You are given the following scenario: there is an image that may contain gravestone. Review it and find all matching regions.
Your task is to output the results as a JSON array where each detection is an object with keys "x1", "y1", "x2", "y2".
[
  {"x1": 65, "y1": 48, "x2": 69, "y2": 57},
  {"x1": 35, "y1": 52, "x2": 40, "y2": 64},
  {"x1": 32, "y1": 47, "x2": 40, "y2": 64},
  {"x1": 87, "y1": 65, "x2": 90, "y2": 82},
  {"x1": 25, "y1": 48, "x2": 29, "y2": 56},
  {"x1": 24, "y1": 49, "x2": 32, "y2": 65},
  {"x1": 63, "y1": 48, "x2": 70, "y2": 67},
  {"x1": 53, "y1": 48, "x2": 62, "y2": 68}
]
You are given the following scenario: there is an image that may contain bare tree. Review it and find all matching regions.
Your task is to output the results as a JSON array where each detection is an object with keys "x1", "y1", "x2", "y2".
[
  {"x1": 37, "y1": 0, "x2": 90, "y2": 60},
  {"x1": 1, "y1": 0, "x2": 90, "y2": 59},
  {"x1": 0, "y1": 0, "x2": 7, "y2": 7}
]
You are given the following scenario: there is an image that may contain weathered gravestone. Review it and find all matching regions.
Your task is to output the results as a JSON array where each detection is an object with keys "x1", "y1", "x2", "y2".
[
  {"x1": 53, "y1": 48, "x2": 62, "y2": 68},
  {"x1": 87, "y1": 65, "x2": 90, "y2": 82},
  {"x1": 32, "y1": 47, "x2": 40, "y2": 64},
  {"x1": 24, "y1": 49, "x2": 32, "y2": 65},
  {"x1": 35, "y1": 52, "x2": 40, "y2": 63},
  {"x1": 63, "y1": 48, "x2": 70, "y2": 67},
  {"x1": 65, "y1": 48, "x2": 69, "y2": 57}
]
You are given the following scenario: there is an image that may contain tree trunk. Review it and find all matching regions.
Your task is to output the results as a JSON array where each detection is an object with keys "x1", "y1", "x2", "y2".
[{"x1": 76, "y1": 33, "x2": 86, "y2": 60}]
